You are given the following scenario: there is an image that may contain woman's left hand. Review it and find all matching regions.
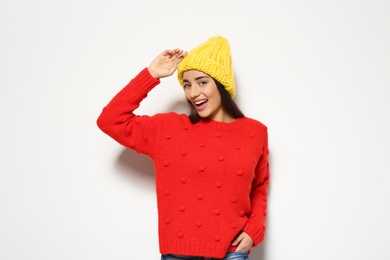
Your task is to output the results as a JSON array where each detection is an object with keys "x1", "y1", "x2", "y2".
[{"x1": 231, "y1": 231, "x2": 254, "y2": 252}]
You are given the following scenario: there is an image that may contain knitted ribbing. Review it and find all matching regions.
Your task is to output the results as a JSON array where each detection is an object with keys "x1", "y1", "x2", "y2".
[{"x1": 177, "y1": 36, "x2": 236, "y2": 97}]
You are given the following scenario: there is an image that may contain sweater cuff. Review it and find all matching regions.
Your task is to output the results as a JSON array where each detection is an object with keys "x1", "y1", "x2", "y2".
[
  {"x1": 132, "y1": 67, "x2": 160, "y2": 91},
  {"x1": 243, "y1": 221, "x2": 265, "y2": 246}
]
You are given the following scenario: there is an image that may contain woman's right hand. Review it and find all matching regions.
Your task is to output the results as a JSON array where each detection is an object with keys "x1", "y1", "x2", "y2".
[{"x1": 148, "y1": 48, "x2": 187, "y2": 79}]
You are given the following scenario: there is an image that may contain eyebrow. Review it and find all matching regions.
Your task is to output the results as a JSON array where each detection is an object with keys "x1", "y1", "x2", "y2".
[{"x1": 183, "y1": 75, "x2": 210, "y2": 82}]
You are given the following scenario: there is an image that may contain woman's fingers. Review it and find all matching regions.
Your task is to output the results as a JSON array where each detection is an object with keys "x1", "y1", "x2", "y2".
[
  {"x1": 232, "y1": 232, "x2": 254, "y2": 252},
  {"x1": 148, "y1": 48, "x2": 187, "y2": 79},
  {"x1": 163, "y1": 48, "x2": 186, "y2": 61}
]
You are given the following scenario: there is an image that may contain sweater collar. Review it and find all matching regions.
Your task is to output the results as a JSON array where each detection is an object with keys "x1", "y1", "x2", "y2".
[{"x1": 196, "y1": 117, "x2": 246, "y2": 130}]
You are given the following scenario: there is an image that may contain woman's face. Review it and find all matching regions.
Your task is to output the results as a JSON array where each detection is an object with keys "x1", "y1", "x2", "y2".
[{"x1": 183, "y1": 70, "x2": 231, "y2": 122}]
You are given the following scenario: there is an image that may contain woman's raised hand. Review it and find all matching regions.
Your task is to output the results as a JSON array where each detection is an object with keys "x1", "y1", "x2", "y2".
[{"x1": 148, "y1": 48, "x2": 187, "y2": 79}]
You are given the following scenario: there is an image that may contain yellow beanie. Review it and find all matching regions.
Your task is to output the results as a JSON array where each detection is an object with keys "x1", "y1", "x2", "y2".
[{"x1": 177, "y1": 36, "x2": 235, "y2": 97}]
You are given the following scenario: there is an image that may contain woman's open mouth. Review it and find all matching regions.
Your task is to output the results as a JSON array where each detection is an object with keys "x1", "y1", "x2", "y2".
[{"x1": 194, "y1": 99, "x2": 208, "y2": 111}]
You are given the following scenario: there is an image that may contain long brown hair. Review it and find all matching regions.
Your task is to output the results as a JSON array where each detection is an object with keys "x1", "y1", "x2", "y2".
[{"x1": 188, "y1": 79, "x2": 244, "y2": 123}]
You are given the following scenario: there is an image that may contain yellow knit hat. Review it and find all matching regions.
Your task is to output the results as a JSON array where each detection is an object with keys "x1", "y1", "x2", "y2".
[{"x1": 177, "y1": 36, "x2": 235, "y2": 97}]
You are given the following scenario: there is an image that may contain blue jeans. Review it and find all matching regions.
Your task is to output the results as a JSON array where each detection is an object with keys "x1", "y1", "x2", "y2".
[{"x1": 161, "y1": 251, "x2": 249, "y2": 260}]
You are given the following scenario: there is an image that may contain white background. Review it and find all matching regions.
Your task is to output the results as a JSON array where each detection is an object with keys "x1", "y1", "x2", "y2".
[{"x1": 1, "y1": 0, "x2": 389, "y2": 259}]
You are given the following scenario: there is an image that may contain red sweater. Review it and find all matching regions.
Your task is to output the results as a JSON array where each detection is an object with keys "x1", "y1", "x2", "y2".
[{"x1": 97, "y1": 68, "x2": 270, "y2": 258}]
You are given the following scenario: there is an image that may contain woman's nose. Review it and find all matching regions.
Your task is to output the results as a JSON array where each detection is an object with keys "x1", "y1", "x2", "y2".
[{"x1": 190, "y1": 86, "x2": 201, "y2": 98}]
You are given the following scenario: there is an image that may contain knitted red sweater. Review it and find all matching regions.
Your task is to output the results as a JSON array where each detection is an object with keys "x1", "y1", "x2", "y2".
[{"x1": 97, "y1": 68, "x2": 270, "y2": 258}]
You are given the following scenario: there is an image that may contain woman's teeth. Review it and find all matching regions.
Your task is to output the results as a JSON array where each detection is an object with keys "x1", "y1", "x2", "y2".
[{"x1": 195, "y1": 100, "x2": 207, "y2": 106}]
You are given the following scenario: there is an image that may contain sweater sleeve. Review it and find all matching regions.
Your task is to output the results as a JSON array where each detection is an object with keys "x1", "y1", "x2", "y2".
[
  {"x1": 96, "y1": 68, "x2": 161, "y2": 157},
  {"x1": 243, "y1": 127, "x2": 270, "y2": 246}
]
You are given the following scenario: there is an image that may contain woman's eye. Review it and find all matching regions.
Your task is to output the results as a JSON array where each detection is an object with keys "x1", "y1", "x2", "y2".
[
  {"x1": 199, "y1": 81, "x2": 207, "y2": 86},
  {"x1": 183, "y1": 83, "x2": 190, "y2": 88}
]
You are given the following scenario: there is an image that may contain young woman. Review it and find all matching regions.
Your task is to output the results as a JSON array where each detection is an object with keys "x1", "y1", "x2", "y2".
[{"x1": 97, "y1": 36, "x2": 270, "y2": 260}]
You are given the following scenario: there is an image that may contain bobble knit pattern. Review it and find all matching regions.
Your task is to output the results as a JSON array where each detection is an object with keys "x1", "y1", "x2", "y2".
[{"x1": 97, "y1": 68, "x2": 269, "y2": 258}]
